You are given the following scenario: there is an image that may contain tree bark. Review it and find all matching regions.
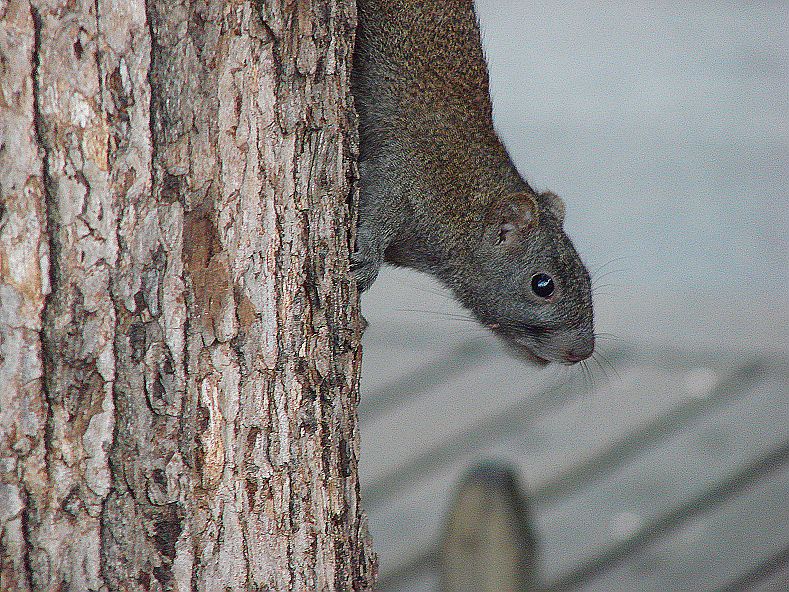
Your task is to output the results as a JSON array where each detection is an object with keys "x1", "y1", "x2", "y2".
[{"x1": 0, "y1": 1, "x2": 376, "y2": 590}]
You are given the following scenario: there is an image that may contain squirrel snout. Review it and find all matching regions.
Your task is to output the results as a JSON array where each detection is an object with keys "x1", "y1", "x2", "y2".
[{"x1": 562, "y1": 339, "x2": 595, "y2": 364}]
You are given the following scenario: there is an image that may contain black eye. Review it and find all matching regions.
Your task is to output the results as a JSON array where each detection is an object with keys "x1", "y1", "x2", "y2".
[{"x1": 531, "y1": 273, "x2": 555, "y2": 298}]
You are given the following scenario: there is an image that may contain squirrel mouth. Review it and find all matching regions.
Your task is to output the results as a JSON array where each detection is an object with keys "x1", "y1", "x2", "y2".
[
  {"x1": 487, "y1": 324, "x2": 552, "y2": 366},
  {"x1": 518, "y1": 347, "x2": 550, "y2": 367},
  {"x1": 500, "y1": 338, "x2": 551, "y2": 367}
]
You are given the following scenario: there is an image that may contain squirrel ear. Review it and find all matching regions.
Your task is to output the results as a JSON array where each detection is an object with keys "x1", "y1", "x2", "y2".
[
  {"x1": 539, "y1": 190, "x2": 566, "y2": 225},
  {"x1": 488, "y1": 192, "x2": 539, "y2": 245}
]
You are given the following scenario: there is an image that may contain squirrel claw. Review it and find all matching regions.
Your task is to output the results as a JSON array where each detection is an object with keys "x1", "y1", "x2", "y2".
[{"x1": 351, "y1": 249, "x2": 382, "y2": 293}]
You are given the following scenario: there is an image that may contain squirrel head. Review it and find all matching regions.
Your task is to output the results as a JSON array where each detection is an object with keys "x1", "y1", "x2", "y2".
[{"x1": 462, "y1": 190, "x2": 595, "y2": 366}]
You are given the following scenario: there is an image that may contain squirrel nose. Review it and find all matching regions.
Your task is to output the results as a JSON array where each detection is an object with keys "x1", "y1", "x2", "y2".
[{"x1": 563, "y1": 339, "x2": 595, "y2": 364}]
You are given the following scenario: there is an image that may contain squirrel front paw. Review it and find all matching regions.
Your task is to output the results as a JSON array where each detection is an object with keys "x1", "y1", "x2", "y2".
[{"x1": 351, "y1": 248, "x2": 383, "y2": 293}]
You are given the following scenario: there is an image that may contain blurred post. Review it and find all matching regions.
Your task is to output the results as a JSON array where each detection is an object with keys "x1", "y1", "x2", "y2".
[{"x1": 440, "y1": 464, "x2": 539, "y2": 592}]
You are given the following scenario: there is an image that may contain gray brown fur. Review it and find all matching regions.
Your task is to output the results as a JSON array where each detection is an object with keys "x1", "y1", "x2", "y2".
[{"x1": 352, "y1": 0, "x2": 595, "y2": 364}]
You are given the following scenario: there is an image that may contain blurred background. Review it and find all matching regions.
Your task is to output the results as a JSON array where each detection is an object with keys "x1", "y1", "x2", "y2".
[{"x1": 357, "y1": 1, "x2": 788, "y2": 591}]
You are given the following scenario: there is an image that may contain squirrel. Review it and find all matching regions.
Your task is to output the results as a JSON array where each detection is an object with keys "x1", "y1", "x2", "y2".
[{"x1": 351, "y1": 0, "x2": 595, "y2": 366}]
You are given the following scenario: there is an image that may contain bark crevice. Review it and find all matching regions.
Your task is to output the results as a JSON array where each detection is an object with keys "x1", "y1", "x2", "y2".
[{"x1": 27, "y1": 7, "x2": 56, "y2": 589}]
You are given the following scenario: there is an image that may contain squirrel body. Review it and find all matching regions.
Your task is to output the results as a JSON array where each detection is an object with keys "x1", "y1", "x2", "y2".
[{"x1": 352, "y1": 0, "x2": 595, "y2": 365}]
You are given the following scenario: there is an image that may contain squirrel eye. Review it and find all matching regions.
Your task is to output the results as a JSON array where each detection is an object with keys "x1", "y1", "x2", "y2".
[{"x1": 531, "y1": 273, "x2": 555, "y2": 298}]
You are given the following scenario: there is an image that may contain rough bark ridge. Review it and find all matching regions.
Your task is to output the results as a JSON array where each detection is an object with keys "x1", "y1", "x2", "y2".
[{"x1": 0, "y1": 0, "x2": 376, "y2": 590}]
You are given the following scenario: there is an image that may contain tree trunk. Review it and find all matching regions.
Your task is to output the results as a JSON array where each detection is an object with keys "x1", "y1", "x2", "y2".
[{"x1": 0, "y1": 0, "x2": 376, "y2": 590}]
